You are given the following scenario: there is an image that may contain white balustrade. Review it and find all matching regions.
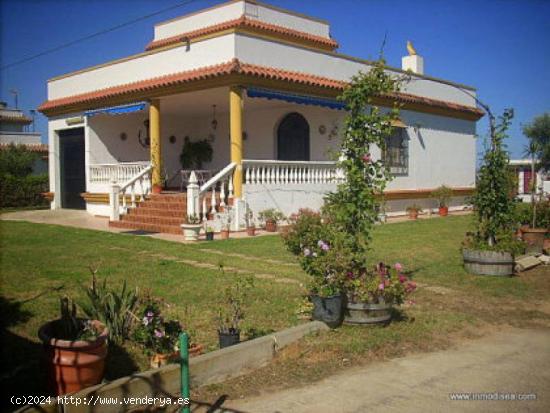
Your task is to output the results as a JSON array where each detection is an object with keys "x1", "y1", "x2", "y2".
[
  {"x1": 242, "y1": 159, "x2": 343, "y2": 185},
  {"x1": 109, "y1": 164, "x2": 152, "y2": 221},
  {"x1": 186, "y1": 163, "x2": 237, "y2": 223},
  {"x1": 90, "y1": 161, "x2": 150, "y2": 184}
]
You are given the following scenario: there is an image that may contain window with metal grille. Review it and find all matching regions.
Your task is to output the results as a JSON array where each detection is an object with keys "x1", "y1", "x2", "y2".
[{"x1": 383, "y1": 128, "x2": 408, "y2": 175}]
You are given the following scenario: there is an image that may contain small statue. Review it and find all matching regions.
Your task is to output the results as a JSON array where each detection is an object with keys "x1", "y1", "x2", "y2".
[{"x1": 406, "y1": 40, "x2": 417, "y2": 56}]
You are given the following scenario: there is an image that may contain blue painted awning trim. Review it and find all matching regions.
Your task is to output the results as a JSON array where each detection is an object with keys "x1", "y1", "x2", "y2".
[
  {"x1": 85, "y1": 102, "x2": 146, "y2": 117},
  {"x1": 246, "y1": 88, "x2": 345, "y2": 110}
]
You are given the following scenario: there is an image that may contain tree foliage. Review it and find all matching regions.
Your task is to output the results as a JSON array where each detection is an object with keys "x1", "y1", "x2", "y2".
[
  {"x1": 470, "y1": 109, "x2": 517, "y2": 247},
  {"x1": 324, "y1": 59, "x2": 402, "y2": 258},
  {"x1": 523, "y1": 113, "x2": 550, "y2": 171}
]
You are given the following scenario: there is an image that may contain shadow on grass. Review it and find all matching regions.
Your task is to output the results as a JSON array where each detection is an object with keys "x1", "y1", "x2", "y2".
[{"x1": 0, "y1": 296, "x2": 46, "y2": 411}]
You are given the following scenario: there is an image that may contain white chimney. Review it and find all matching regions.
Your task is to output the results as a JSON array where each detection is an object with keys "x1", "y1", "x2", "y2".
[{"x1": 402, "y1": 40, "x2": 424, "y2": 75}]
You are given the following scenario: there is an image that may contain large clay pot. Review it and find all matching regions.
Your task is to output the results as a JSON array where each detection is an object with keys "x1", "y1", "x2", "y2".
[
  {"x1": 39, "y1": 320, "x2": 108, "y2": 395},
  {"x1": 247, "y1": 226, "x2": 256, "y2": 236},
  {"x1": 438, "y1": 206, "x2": 449, "y2": 217},
  {"x1": 462, "y1": 249, "x2": 514, "y2": 276},
  {"x1": 521, "y1": 227, "x2": 548, "y2": 254},
  {"x1": 344, "y1": 298, "x2": 392, "y2": 325},
  {"x1": 265, "y1": 220, "x2": 277, "y2": 232},
  {"x1": 220, "y1": 229, "x2": 230, "y2": 240},
  {"x1": 408, "y1": 210, "x2": 418, "y2": 220}
]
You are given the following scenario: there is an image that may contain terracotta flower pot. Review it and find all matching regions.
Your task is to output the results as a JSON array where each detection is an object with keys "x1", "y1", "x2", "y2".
[
  {"x1": 150, "y1": 352, "x2": 178, "y2": 369},
  {"x1": 265, "y1": 220, "x2": 277, "y2": 232},
  {"x1": 521, "y1": 227, "x2": 548, "y2": 253},
  {"x1": 38, "y1": 320, "x2": 108, "y2": 395},
  {"x1": 408, "y1": 210, "x2": 418, "y2": 220},
  {"x1": 246, "y1": 226, "x2": 256, "y2": 236},
  {"x1": 438, "y1": 206, "x2": 449, "y2": 216},
  {"x1": 220, "y1": 229, "x2": 230, "y2": 240}
]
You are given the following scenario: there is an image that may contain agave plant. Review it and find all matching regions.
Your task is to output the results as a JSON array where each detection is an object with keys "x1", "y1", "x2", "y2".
[{"x1": 80, "y1": 267, "x2": 139, "y2": 343}]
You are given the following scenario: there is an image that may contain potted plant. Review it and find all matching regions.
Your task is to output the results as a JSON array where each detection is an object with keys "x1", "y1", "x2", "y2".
[
  {"x1": 431, "y1": 185, "x2": 453, "y2": 216},
  {"x1": 218, "y1": 208, "x2": 231, "y2": 240},
  {"x1": 38, "y1": 297, "x2": 109, "y2": 395},
  {"x1": 179, "y1": 137, "x2": 213, "y2": 170},
  {"x1": 516, "y1": 199, "x2": 550, "y2": 253},
  {"x1": 283, "y1": 209, "x2": 345, "y2": 328},
  {"x1": 344, "y1": 263, "x2": 416, "y2": 325},
  {"x1": 245, "y1": 207, "x2": 256, "y2": 236},
  {"x1": 406, "y1": 204, "x2": 422, "y2": 220},
  {"x1": 462, "y1": 108, "x2": 524, "y2": 276},
  {"x1": 216, "y1": 274, "x2": 254, "y2": 348},
  {"x1": 181, "y1": 214, "x2": 202, "y2": 241},
  {"x1": 258, "y1": 208, "x2": 285, "y2": 232},
  {"x1": 205, "y1": 226, "x2": 215, "y2": 241},
  {"x1": 133, "y1": 297, "x2": 201, "y2": 368}
]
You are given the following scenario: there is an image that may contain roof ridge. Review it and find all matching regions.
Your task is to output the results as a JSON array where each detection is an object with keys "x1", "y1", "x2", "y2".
[{"x1": 145, "y1": 14, "x2": 338, "y2": 51}]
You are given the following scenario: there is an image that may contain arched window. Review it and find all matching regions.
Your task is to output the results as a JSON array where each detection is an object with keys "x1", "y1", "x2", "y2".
[{"x1": 277, "y1": 112, "x2": 310, "y2": 161}]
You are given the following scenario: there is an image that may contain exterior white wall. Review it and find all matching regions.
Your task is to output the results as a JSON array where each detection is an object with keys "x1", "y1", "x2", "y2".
[
  {"x1": 48, "y1": 35, "x2": 236, "y2": 100},
  {"x1": 245, "y1": 183, "x2": 336, "y2": 218},
  {"x1": 153, "y1": 0, "x2": 330, "y2": 41},
  {"x1": 0, "y1": 132, "x2": 41, "y2": 144},
  {"x1": 234, "y1": 34, "x2": 477, "y2": 107}
]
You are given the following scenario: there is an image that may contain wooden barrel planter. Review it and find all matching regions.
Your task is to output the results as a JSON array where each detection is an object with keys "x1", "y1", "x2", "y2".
[
  {"x1": 344, "y1": 300, "x2": 392, "y2": 325},
  {"x1": 462, "y1": 249, "x2": 514, "y2": 276},
  {"x1": 521, "y1": 227, "x2": 548, "y2": 254}
]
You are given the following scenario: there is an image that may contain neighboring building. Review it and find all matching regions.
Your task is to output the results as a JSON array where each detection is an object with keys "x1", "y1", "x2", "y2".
[
  {"x1": 0, "y1": 101, "x2": 48, "y2": 174},
  {"x1": 38, "y1": 0, "x2": 483, "y2": 233},
  {"x1": 510, "y1": 159, "x2": 550, "y2": 202}
]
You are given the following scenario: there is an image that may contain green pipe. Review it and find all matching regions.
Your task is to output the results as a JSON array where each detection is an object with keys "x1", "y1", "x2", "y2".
[{"x1": 180, "y1": 332, "x2": 190, "y2": 413}]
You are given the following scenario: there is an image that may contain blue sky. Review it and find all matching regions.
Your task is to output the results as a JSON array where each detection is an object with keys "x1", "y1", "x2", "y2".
[{"x1": 1, "y1": 0, "x2": 549, "y2": 159}]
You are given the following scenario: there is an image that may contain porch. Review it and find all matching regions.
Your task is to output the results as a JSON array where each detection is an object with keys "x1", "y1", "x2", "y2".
[{"x1": 76, "y1": 85, "x2": 344, "y2": 232}]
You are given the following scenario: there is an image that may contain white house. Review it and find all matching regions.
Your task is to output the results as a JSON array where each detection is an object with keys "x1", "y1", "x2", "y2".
[
  {"x1": 510, "y1": 159, "x2": 550, "y2": 202},
  {"x1": 38, "y1": 0, "x2": 483, "y2": 233},
  {"x1": 0, "y1": 101, "x2": 48, "y2": 175}
]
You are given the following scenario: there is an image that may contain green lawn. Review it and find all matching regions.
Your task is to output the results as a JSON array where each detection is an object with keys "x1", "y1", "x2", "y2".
[{"x1": 1, "y1": 215, "x2": 549, "y2": 401}]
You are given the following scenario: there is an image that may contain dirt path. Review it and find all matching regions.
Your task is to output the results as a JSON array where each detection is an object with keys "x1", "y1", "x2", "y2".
[{"x1": 223, "y1": 328, "x2": 550, "y2": 413}]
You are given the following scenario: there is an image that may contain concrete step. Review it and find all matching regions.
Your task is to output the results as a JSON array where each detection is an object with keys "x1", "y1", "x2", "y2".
[
  {"x1": 109, "y1": 220, "x2": 182, "y2": 235},
  {"x1": 122, "y1": 214, "x2": 184, "y2": 226}
]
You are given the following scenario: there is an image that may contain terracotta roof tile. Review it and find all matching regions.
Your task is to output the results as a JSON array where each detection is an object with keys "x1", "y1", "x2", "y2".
[
  {"x1": 0, "y1": 143, "x2": 48, "y2": 153},
  {"x1": 145, "y1": 16, "x2": 338, "y2": 51},
  {"x1": 38, "y1": 58, "x2": 483, "y2": 120},
  {"x1": 0, "y1": 114, "x2": 33, "y2": 124}
]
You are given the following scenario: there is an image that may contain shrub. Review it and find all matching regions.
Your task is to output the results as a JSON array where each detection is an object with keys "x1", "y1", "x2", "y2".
[
  {"x1": 132, "y1": 296, "x2": 183, "y2": 355},
  {"x1": 0, "y1": 174, "x2": 49, "y2": 208},
  {"x1": 514, "y1": 201, "x2": 550, "y2": 229},
  {"x1": 0, "y1": 144, "x2": 48, "y2": 208},
  {"x1": 80, "y1": 269, "x2": 139, "y2": 343},
  {"x1": 216, "y1": 272, "x2": 254, "y2": 334}
]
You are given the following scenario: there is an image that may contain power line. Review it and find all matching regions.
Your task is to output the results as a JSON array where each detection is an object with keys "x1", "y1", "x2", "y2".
[{"x1": 0, "y1": 0, "x2": 204, "y2": 71}]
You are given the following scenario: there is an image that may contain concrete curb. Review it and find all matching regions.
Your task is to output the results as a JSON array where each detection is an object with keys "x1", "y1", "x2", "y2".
[{"x1": 19, "y1": 321, "x2": 328, "y2": 413}]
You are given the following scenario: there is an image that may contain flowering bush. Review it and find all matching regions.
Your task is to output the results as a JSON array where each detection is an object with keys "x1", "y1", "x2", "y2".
[
  {"x1": 132, "y1": 297, "x2": 183, "y2": 355},
  {"x1": 283, "y1": 60, "x2": 414, "y2": 308},
  {"x1": 346, "y1": 262, "x2": 416, "y2": 305}
]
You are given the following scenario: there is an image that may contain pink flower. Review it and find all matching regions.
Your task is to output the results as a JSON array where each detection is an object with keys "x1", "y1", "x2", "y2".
[
  {"x1": 398, "y1": 275, "x2": 407, "y2": 283},
  {"x1": 378, "y1": 283, "x2": 385, "y2": 290},
  {"x1": 395, "y1": 263, "x2": 403, "y2": 272},
  {"x1": 362, "y1": 153, "x2": 372, "y2": 163}
]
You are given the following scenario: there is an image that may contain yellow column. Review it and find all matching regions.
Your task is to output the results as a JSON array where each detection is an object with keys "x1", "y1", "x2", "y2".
[
  {"x1": 149, "y1": 99, "x2": 162, "y2": 194},
  {"x1": 229, "y1": 86, "x2": 243, "y2": 198}
]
